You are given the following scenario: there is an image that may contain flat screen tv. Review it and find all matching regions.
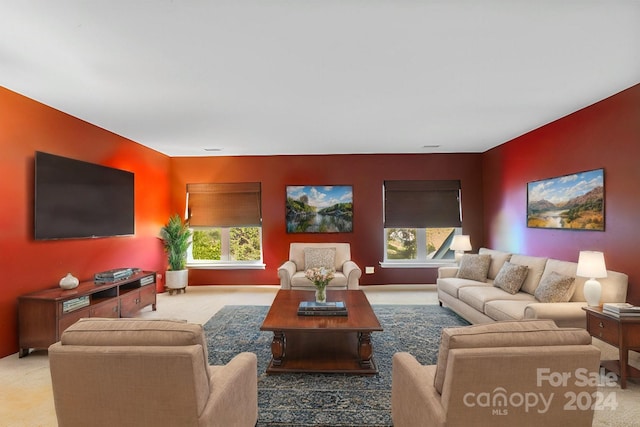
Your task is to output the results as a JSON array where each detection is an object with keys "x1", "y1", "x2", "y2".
[{"x1": 34, "y1": 151, "x2": 135, "y2": 240}]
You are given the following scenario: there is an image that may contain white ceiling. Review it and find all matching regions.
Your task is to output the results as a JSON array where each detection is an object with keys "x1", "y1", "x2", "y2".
[{"x1": 2, "y1": 1, "x2": 639, "y2": 157}]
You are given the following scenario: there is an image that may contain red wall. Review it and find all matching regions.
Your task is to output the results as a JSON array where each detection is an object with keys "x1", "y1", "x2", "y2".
[
  {"x1": 482, "y1": 84, "x2": 640, "y2": 304},
  {"x1": 0, "y1": 87, "x2": 170, "y2": 358},
  {"x1": 4, "y1": 81, "x2": 637, "y2": 358},
  {"x1": 170, "y1": 153, "x2": 485, "y2": 287}
]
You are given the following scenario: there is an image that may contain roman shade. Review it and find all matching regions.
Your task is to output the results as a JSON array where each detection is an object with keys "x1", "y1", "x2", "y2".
[
  {"x1": 187, "y1": 182, "x2": 261, "y2": 227},
  {"x1": 384, "y1": 180, "x2": 462, "y2": 228}
]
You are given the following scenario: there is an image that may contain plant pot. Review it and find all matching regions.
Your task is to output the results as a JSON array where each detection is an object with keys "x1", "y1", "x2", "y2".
[{"x1": 165, "y1": 269, "x2": 189, "y2": 290}]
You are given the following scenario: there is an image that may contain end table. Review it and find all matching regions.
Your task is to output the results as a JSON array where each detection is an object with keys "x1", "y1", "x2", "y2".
[{"x1": 583, "y1": 306, "x2": 640, "y2": 389}]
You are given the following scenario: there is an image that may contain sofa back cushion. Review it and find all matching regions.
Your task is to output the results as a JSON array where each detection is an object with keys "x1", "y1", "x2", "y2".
[
  {"x1": 478, "y1": 248, "x2": 512, "y2": 280},
  {"x1": 290, "y1": 243, "x2": 351, "y2": 272},
  {"x1": 509, "y1": 254, "x2": 548, "y2": 295},
  {"x1": 433, "y1": 319, "x2": 591, "y2": 394},
  {"x1": 455, "y1": 254, "x2": 491, "y2": 282},
  {"x1": 60, "y1": 318, "x2": 210, "y2": 380},
  {"x1": 540, "y1": 258, "x2": 629, "y2": 303}
]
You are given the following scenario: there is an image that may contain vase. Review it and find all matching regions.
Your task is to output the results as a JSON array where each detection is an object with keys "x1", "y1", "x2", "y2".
[
  {"x1": 59, "y1": 273, "x2": 79, "y2": 290},
  {"x1": 315, "y1": 287, "x2": 327, "y2": 303}
]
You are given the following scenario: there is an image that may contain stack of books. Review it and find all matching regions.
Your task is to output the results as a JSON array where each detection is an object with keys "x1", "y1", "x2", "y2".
[
  {"x1": 94, "y1": 268, "x2": 134, "y2": 284},
  {"x1": 602, "y1": 303, "x2": 640, "y2": 318},
  {"x1": 297, "y1": 301, "x2": 348, "y2": 316}
]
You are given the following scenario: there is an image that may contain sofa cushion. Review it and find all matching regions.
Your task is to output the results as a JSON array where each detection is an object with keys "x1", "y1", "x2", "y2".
[
  {"x1": 478, "y1": 248, "x2": 512, "y2": 280},
  {"x1": 493, "y1": 261, "x2": 529, "y2": 294},
  {"x1": 291, "y1": 271, "x2": 347, "y2": 288},
  {"x1": 456, "y1": 254, "x2": 491, "y2": 282},
  {"x1": 304, "y1": 247, "x2": 336, "y2": 270},
  {"x1": 458, "y1": 285, "x2": 535, "y2": 313},
  {"x1": 437, "y1": 277, "x2": 492, "y2": 298},
  {"x1": 433, "y1": 320, "x2": 591, "y2": 394},
  {"x1": 509, "y1": 254, "x2": 548, "y2": 295},
  {"x1": 534, "y1": 271, "x2": 576, "y2": 303}
]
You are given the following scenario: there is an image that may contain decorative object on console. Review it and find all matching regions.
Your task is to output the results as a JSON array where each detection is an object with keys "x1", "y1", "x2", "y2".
[
  {"x1": 576, "y1": 250, "x2": 608, "y2": 307},
  {"x1": 160, "y1": 214, "x2": 192, "y2": 294},
  {"x1": 449, "y1": 234, "x2": 472, "y2": 263},
  {"x1": 59, "y1": 273, "x2": 79, "y2": 290},
  {"x1": 305, "y1": 267, "x2": 335, "y2": 303}
]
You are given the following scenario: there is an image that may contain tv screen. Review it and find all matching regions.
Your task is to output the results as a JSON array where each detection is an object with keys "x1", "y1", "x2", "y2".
[{"x1": 34, "y1": 151, "x2": 135, "y2": 240}]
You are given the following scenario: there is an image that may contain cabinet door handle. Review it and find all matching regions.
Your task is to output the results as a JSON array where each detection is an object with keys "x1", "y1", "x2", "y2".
[
  {"x1": 113, "y1": 306, "x2": 119, "y2": 313},
  {"x1": 599, "y1": 321, "x2": 604, "y2": 328}
]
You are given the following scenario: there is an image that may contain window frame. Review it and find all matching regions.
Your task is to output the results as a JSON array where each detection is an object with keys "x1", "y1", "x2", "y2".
[
  {"x1": 380, "y1": 227, "x2": 462, "y2": 268},
  {"x1": 186, "y1": 226, "x2": 265, "y2": 270}
]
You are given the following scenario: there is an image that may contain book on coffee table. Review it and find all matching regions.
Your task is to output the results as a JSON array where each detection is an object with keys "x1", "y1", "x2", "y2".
[{"x1": 298, "y1": 301, "x2": 348, "y2": 316}]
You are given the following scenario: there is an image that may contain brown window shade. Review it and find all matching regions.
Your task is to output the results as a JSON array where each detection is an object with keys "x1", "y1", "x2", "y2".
[
  {"x1": 384, "y1": 180, "x2": 462, "y2": 228},
  {"x1": 187, "y1": 183, "x2": 261, "y2": 227}
]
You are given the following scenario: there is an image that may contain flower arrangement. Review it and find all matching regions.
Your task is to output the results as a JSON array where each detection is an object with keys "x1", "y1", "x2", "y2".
[{"x1": 305, "y1": 267, "x2": 335, "y2": 302}]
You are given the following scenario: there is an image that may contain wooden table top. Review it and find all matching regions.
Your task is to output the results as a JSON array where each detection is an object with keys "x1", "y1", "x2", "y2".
[{"x1": 260, "y1": 289, "x2": 383, "y2": 332}]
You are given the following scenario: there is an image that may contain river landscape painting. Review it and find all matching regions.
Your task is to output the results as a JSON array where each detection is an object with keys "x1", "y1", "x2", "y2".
[
  {"x1": 527, "y1": 169, "x2": 604, "y2": 230},
  {"x1": 286, "y1": 185, "x2": 353, "y2": 233}
]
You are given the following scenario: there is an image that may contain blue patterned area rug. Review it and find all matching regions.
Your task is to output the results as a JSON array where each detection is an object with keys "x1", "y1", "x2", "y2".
[{"x1": 204, "y1": 304, "x2": 469, "y2": 427}]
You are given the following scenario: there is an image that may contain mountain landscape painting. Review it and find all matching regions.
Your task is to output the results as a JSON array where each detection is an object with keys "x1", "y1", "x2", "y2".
[
  {"x1": 286, "y1": 185, "x2": 353, "y2": 233},
  {"x1": 527, "y1": 169, "x2": 604, "y2": 230}
]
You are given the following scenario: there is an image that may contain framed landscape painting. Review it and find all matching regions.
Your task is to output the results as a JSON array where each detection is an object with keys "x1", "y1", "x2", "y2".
[
  {"x1": 286, "y1": 185, "x2": 353, "y2": 233},
  {"x1": 527, "y1": 169, "x2": 604, "y2": 231}
]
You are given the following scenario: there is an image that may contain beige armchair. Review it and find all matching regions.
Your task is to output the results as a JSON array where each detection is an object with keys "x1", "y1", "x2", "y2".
[
  {"x1": 277, "y1": 242, "x2": 361, "y2": 289},
  {"x1": 392, "y1": 320, "x2": 601, "y2": 427},
  {"x1": 49, "y1": 318, "x2": 258, "y2": 427}
]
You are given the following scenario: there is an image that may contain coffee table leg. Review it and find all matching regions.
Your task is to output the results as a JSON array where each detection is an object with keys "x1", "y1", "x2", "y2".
[
  {"x1": 358, "y1": 332, "x2": 373, "y2": 369},
  {"x1": 271, "y1": 331, "x2": 285, "y2": 366}
]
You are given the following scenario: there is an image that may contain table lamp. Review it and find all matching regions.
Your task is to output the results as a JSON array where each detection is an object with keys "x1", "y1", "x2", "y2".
[
  {"x1": 450, "y1": 235, "x2": 472, "y2": 263},
  {"x1": 576, "y1": 251, "x2": 607, "y2": 307}
]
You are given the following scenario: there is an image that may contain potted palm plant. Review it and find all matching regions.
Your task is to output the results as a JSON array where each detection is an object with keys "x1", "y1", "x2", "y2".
[{"x1": 160, "y1": 214, "x2": 192, "y2": 293}]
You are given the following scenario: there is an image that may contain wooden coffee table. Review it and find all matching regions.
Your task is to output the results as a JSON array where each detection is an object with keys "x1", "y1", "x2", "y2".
[{"x1": 260, "y1": 289, "x2": 383, "y2": 374}]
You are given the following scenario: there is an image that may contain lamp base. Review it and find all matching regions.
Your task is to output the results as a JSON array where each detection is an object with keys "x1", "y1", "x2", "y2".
[{"x1": 583, "y1": 278, "x2": 602, "y2": 307}]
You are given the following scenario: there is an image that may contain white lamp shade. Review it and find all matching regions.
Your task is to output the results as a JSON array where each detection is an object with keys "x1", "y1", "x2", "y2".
[
  {"x1": 450, "y1": 235, "x2": 472, "y2": 252},
  {"x1": 576, "y1": 251, "x2": 607, "y2": 279}
]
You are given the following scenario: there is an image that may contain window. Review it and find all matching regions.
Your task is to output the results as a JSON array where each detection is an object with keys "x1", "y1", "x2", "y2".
[
  {"x1": 185, "y1": 183, "x2": 264, "y2": 268},
  {"x1": 382, "y1": 180, "x2": 462, "y2": 266}
]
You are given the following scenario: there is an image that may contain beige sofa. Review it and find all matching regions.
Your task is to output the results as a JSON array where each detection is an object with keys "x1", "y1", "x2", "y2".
[
  {"x1": 392, "y1": 320, "x2": 601, "y2": 427},
  {"x1": 277, "y1": 242, "x2": 362, "y2": 289},
  {"x1": 49, "y1": 318, "x2": 258, "y2": 427},
  {"x1": 437, "y1": 248, "x2": 628, "y2": 328}
]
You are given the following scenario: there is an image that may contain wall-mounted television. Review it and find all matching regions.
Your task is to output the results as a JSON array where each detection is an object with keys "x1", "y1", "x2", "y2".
[{"x1": 34, "y1": 151, "x2": 135, "y2": 240}]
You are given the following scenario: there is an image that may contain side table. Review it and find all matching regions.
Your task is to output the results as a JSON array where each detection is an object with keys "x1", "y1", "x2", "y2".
[{"x1": 583, "y1": 306, "x2": 640, "y2": 389}]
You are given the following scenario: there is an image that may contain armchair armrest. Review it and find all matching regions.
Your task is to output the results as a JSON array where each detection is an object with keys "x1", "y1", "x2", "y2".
[
  {"x1": 277, "y1": 261, "x2": 297, "y2": 289},
  {"x1": 203, "y1": 352, "x2": 258, "y2": 427},
  {"x1": 392, "y1": 352, "x2": 446, "y2": 427},
  {"x1": 438, "y1": 266, "x2": 459, "y2": 279},
  {"x1": 342, "y1": 260, "x2": 362, "y2": 289}
]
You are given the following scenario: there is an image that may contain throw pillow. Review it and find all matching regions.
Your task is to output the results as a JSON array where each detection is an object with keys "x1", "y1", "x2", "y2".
[
  {"x1": 456, "y1": 254, "x2": 491, "y2": 282},
  {"x1": 493, "y1": 262, "x2": 529, "y2": 294},
  {"x1": 304, "y1": 247, "x2": 336, "y2": 270},
  {"x1": 534, "y1": 271, "x2": 576, "y2": 303}
]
